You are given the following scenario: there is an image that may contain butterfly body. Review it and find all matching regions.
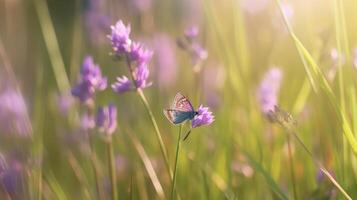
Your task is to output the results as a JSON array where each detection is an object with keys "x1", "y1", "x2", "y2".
[{"x1": 163, "y1": 93, "x2": 197, "y2": 125}]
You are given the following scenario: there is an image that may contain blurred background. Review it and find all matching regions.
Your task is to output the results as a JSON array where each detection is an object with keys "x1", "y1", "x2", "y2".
[{"x1": 0, "y1": 0, "x2": 357, "y2": 199}]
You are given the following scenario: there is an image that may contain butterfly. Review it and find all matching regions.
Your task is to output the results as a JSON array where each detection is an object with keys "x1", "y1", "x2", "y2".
[{"x1": 163, "y1": 93, "x2": 198, "y2": 140}]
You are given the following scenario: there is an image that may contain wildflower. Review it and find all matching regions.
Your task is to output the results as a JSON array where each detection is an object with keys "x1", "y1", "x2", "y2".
[
  {"x1": 257, "y1": 67, "x2": 283, "y2": 114},
  {"x1": 80, "y1": 112, "x2": 95, "y2": 131},
  {"x1": 192, "y1": 105, "x2": 215, "y2": 128},
  {"x1": 177, "y1": 26, "x2": 208, "y2": 71},
  {"x1": 134, "y1": 63, "x2": 152, "y2": 88},
  {"x1": 109, "y1": 20, "x2": 153, "y2": 93},
  {"x1": 109, "y1": 20, "x2": 132, "y2": 55},
  {"x1": 96, "y1": 104, "x2": 117, "y2": 135},
  {"x1": 0, "y1": 154, "x2": 24, "y2": 197},
  {"x1": 84, "y1": 0, "x2": 110, "y2": 45},
  {"x1": 131, "y1": 0, "x2": 152, "y2": 12},
  {"x1": 129, "y1": 42, "x2": 153, "y2": 64},
  {"x1": 153, "y1": 34, "x2": 177, "y2": 87},
  {"x1": 203, "y1": 65, "x2": 225, "y2": 108},
  {"x1": 71, "y1": 56, "x2": 107, "y2": 103},
  {"x1": 112, "y1": 76, "x2": 132, "y2": 93},
  {"x1": 240, "y1": 0, "x2": 269, "y2": 14},
  {"x1": 184, "y1": 26, "x2": 199, "y2": 40},
  {"x1": 57, "y1": 92, "x2": 74, "y2": 116},
  {"x1": 0, "y1": 86, "x2": 32, "y2": 137}
]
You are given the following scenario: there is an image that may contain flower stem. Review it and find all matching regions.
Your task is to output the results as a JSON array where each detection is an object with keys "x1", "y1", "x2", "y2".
[
  {"x1": 170, "y1": 124, "x2": 183, "y2": 200},
  {"x1": 107, "y1": 137, "x2": 118, "y2": 200},
  {"x1": 87, "y1": 131, "x2": 104, "y2": 200},
  {"x1": 124, "y1": 55, "x2": 173, "y2": 179},
  {"x1": 286, "y1": 134, "x2": 297, "y2": 200},
  {"x1": 287, "y1": 129, "x2": 352, "y2": 200}
]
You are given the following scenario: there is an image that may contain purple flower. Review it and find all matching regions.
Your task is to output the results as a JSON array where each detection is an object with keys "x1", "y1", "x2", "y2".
[
  {"x1": 257, "y1": 68, "x2": 283, "y2": 114},
  {"x1": 129, "y1": 42, "x2": 153, "y2": 64},
  {"x1": 134, "y1": 63, "x2": 152, "y2": 89},
  {"x1": 112, "y1": 76, "x2": 132, "y2": 93},
  {"x1": 178, "y1": 26, "x2": 208, "y2": 71},
  {"x1": 0, "y1": 154, "x2": 24, "y2": 196},
  {"x1": 153, "y1": 34, "x2": 177, "y2": 87},
  {"x1": 109, "y1": 20, "x2": 132, "y2": 55},
  {"x1": 71, "y1": 56, "x2": 107, "y2": 103},
  {"x1": 84, "y1": 0, "x2": 110, "y2": 46},
  {"x1": 131, "y1": 0, "x2": 152, "y2": 12},
  {"x1": 240, "y1": 0, "x2": 269, "y2": 14},
  {"x1": 184, "y1": 26, "x2": 199, "y2": 40},
  {"x1": 0, "y1": 87, "x2": 32, "y2": 137},
  {"x1": 80, "y1": 113, "x2": 95, "y2": 131},
  {"x1": 191, "y1": 42, "x2": 208, "y2": 67},
  {"x1": 57, "y1": 92, "x2": 74, "y2": 116},
  {"x1": 192, "y1": 105, "x2": 214, "y2": 128},
  {"x1": 96, "y1": 104, "x2": 117, "y2": 135}
]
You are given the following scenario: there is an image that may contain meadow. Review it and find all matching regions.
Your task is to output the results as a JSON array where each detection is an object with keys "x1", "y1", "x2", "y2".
[{"x1": 0, "y1": 0, "x2": 357, "y2": 199}]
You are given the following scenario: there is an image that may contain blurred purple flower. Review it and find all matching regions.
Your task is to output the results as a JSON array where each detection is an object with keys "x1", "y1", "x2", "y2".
[
  {"x1": 84, "y1": 0, "x2": 110, "y2": 45},
  {"x1": 184, "y1": 26, "x2": 199, "y2": 40},
  {"x1": 0, "y1": 87, "x2": 32, "y2": 137},
  {"x1": 57, "y1": 92, "x2": 74, "y2": 116},
  {"x1": 134, "y1": 63, "x2": 152, "y2": 89},
  {"x1": 131, "y1": 0, "x2": 152, "y2": 12},
  {"x1": 96, "y1": 104, "x2": 117, "y2": 135},
  {"x1": 116, "y1": 154, "x2": 128, "y2": 173},
  {"x1": 129, "y1": 42, "x2": 154, "y2": 64},
  {"x1": 203, "y1": 65, "x2": 225, "y2": 108},
  {"x1": 257, "y1": 67, "x2": 283, "y2": 114},
  {"x1": 80, "y1": 112, "x2": 95, "y2": 131},
  {"x1": 71, "y1": 56, "x2": 107, "y2": 103},
  {"x1": 327, "y1": 48, "x2": 345, "y2": 81},
  {"x1": 178, "y1": 26, "x2": 208, "y2": 71},
  {"x1": 191, "y1": 43, "x2": 208, "y2": 68},
  {"x1": 0, "y1": 154, "x2": 23, "y2": 196},
  {"x1": 240, "y1": 0, "x2": 269, "y2": 14},
  {"x1": 109, "y1": 20, "x2": 132, "y2": 55},
  {"x1": 192, "y1": 105, "x2": 214, "y2": 128},
  {"x1": 112, "y1": 76, "x2": 132, "y2": 93},
  {"x1": 153, "y1": 34, "x2": 177, "y2": 87}
]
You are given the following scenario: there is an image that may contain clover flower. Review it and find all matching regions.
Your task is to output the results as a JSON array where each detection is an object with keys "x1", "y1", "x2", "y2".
[
  {"x1": 257, "y1": 67, "x2": 283, "y2": 114},
  {"x1": 109, "y1": 20, "x2": 132, "y2": 55},
  {"x1": 192, "y1": 105, "x2": 215, "y2": 128},
  {"x1": 96, "y1": 104, "x2": 117, "y2": 135},
  {"x1": 109, "y1": 20, "x2": 153, "y2": 93},
  {"x1": 71, "y1": 56, "x2": 107, "y2": 103},
  {"x1": 0, "y1": 86, "x2": 32, "y2": 137}
]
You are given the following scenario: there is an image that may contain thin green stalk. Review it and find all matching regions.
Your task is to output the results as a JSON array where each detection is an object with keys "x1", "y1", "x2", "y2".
[
  {"x1": 287, "y1": 129, "x2": 352, "y2": 200},
  {"x1": 171, "y1": 125, "x2": 183, "y2": 200},
  {"x1": 87, "y1": 131, "x2": 104, "y2": 200},
  {"x1": 124, "y1": 56, "x2": 173, "y2": 179},
  {"x1": 107, "y1": 137, "x2": 118, "y2": 200},
  {"x1": 33, "y1": 0, "x2": 70, "y2": 93},
  {"x1": 286, "y1": 135, "x2": 297, "y2": 200}
]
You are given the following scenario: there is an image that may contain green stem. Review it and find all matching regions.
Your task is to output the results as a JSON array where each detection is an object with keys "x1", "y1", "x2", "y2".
[
  {"x1": 124, "y1": 55, "x2": 173, "y2": 179},
  {"x1": 88, "y1": 131, "x2": 104, "y2": 200},
  {"x1": 288, "y1": 129, "x2": 352, "y2": 200},
  {"x1": 33, "y1": 0, "x2": 70, "y2": 93},
  {"x1": 107, "y1": 137, "x2": 118, "y2": 200},
  {"x1": 286, "y1": 134, "x2": 298, "y2": 200},
  {"x1": 170, "y1": 125, "x2": 183, "y2": 200}
]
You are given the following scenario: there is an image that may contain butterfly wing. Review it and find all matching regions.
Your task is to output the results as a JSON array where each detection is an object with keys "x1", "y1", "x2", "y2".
[
  {"x1": 163, "y1": 109, "x2": 194, "y2": 124},
  {"x1": 171, "y1": 93, "x2": 194, "y2": 112}
]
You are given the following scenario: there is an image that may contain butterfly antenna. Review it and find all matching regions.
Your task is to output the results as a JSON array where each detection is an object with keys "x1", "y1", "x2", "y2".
[{"x1": 183, "y1": 129, "x2": 192, "y2": 141}]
